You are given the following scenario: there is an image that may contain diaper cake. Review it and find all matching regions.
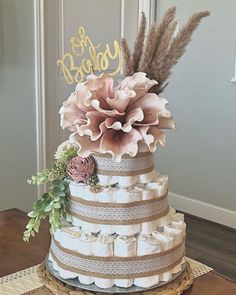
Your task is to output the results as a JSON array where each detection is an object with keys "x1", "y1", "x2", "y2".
[{"x1": 24, "y1": 7, "x2": 209, "y2": 291}]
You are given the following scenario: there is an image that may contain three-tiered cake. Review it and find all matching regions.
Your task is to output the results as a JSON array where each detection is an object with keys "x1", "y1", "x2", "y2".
[{"x1": 48, "y1": 72, "x2": 186, "y2": 289}]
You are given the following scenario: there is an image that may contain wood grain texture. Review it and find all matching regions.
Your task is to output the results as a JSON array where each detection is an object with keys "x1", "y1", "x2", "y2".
[
  {"x1": 184, "y1": 212, "x2": 236, "y2": 281},
  {"x1": 0, "y1": 209, "x2": 236, "y2": 295},
  {"x1": 0, "y1": 208, "x2": 50, "y2": 277}
]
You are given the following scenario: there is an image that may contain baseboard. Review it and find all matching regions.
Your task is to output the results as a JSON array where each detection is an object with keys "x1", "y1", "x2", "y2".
[{"x1": 168, "y1": 192, "x2": 236, "y2": 229}]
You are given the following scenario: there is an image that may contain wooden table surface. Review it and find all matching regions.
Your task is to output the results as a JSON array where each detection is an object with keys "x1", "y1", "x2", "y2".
[{"x1": 0, "y1": 209, "x2": 236, "y2": 295}]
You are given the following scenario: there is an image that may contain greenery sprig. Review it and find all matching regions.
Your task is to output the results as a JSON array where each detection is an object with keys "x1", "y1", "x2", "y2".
[
  {"x1": 23, "y1": 144, "x2": 77, "y2": 242},
  {"x1": 27, "y1": 146, "x2": 77, "y2": 185},
  {"x1": 23, "y1": 180, "x2": 69, "y2": 241}
]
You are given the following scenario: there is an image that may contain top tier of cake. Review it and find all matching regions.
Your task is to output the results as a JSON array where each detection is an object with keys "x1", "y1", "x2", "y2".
[{"x1": 92, "y1": 150, "x2": 155, "y2": 186}]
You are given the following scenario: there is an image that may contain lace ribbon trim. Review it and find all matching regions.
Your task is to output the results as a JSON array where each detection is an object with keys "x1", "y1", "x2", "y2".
[
  {"x1": 50, "y1": 237, "x2": 185, "y2": 279},
  {"x1": 68, "y1": 192, "x2": 169, "y2": 225},
  {"x1": 92, "y1": 152, "x2": 154, "y2": 176}
]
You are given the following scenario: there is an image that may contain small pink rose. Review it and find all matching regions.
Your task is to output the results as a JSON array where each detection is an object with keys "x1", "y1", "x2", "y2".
[{"x1": 66, "y1": 156, "x2": 95, "y2": 183}]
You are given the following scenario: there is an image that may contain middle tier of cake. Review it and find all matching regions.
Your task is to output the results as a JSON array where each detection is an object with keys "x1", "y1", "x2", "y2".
[{"x1": 67, "y1": 175, "x2": 171, "y2": 235}]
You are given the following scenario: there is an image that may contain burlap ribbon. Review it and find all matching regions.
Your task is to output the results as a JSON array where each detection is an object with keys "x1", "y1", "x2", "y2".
[
  {"x1": 36, "y1": 261, "x2": 193, "y2": 295},
  {"x1": 92, "y1": 152, "x2": 154, "y2": 176},
  {"x1": 68, "y1": 191, "x2": 169, "y2": 225},
  {"x1": 50, "y1": 236, "x2": 185, "y2": 279}
]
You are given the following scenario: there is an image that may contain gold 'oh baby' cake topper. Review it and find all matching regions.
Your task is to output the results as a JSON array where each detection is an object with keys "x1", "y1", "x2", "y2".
[{"x1": 57, "y1": 26, "x2": 122, "y2": 84}]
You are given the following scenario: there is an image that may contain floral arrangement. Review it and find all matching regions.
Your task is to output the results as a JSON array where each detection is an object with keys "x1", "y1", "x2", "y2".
[
  {"x1": 60, "y1": 72, "x2": 175, "y2": 162},
  {"x1": 23, "y1": 141, "x2": 97, "y2": 241}
]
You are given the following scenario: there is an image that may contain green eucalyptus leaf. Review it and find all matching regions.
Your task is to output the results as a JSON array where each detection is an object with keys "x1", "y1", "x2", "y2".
[
  {"x1": 58, "y1": 191, "x2": 66, "y2": 197},
  {"x1": 27, "y1": 211, "x2": 37, "y2": 218},
  {"x1": 52, "y1": 187, "x2": 60, "y2": 194},
  {"x1": 54, "y1": 203, "x2": 61, "y2": 209},
  {"x1": 45, "y1": 204, "x2": 53, "y2": 212},
  {"x1": 49, "y1": 191, "x2": 56, "y2": 198},
  {"x1": 52, "y1": 179, "x2": 61, "y2": 187},
  {"x1": 33, "y1": 220, "x2": 40, "y2": 233},
  {"x1": 58, "y1": 183, "x2": 65, "y2": 191}
]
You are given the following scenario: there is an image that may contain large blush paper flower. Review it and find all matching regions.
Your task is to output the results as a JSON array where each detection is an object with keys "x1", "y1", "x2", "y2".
[{"x1": 60, "y1": 72, "x2": 175, "y2": 162}]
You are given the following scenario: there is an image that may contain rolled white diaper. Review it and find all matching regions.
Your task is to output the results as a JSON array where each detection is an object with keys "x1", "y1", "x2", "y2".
[
  {"x1": 77, "y1": 232, "x2": 96, "y2": 284},
  {"x1": 99, "y1": 170, "x2": 157, "y2": 187},
  {"x1": 69, "y1": 182, "x2": 87, "y2": 198},
  {"x1": 51, "y1": 256, "x2": 78, "y2": 279},
  {"x1": 170, "y1": 214, "x2": 186, "y2": 266},
  {"x1": 99, "y1": 187, "x2": 116, "y2": 234},
  {"x1": 156, "y1": 175, "x2": 168, "y2": 187},
  {"x1": 69, "y1": 182, "x2": 100, "y2": 233},
  {"x1": 136, "y1": 185, "x2": 156, "y2": 234},
  {"x1": 171, "y1": 212, "x2": 185, "y2": 225},
  {"x1": 139, "y1": 170, "x2": 157, "y2": 184},
  {"x1": 146, "y1": 177, "x2": 168, "y2": 198},
  {"x1": 52, "y1": 228, "x2": 82, "y2": 279},
  {"x1": 66, "y1": 213, "x2": 73, "y2": 223},
  {"x1": 163, "y1": 224, "x2": 183, "y2": 274},
  {"x1": 115, "y1": 187, "x2": 141, "y2": 235},
  {"x1": 114, "y1": 235, "x2": 137, "y2": 287},
  {"x1": 78, "y1": 186, "x2": 100, "y2": 233},
  {"x1": 93, "y1": 234, "x2": 115, "y2": 288},
  {"x1": 152, "y1": 230, "x2": 174, "y2": 281},
  {"x1": 134, "y1": 235, "x2": 161, "y2": 288},
  {"x1": 54, "y1": 227, "x2": 81, "y2": 251},
  {"x1": 144, "y1": 180, "x2": 170, "y2": 230},
  {"x1": 77, "y1": 232, "x2": 96, "y2": 255},
  {"x1": 97, "y1": 173, "x2": 153, "y2": 187},
  {"x1": 164, "y1": 224, "x2": 183, "y2": 246},
  {"x1": 169, "y1": 207, "x2": 176, "y2": 216}
]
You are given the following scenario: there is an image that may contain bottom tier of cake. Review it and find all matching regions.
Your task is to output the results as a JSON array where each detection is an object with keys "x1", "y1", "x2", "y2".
[{"x1": 48, "y1": 211, "x2": 186, "y2": 289}]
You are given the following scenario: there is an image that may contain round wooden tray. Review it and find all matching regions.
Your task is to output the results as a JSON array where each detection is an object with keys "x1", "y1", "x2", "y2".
[{"x1": 38, "y1": 262, "x2": 193, "y2": 295}]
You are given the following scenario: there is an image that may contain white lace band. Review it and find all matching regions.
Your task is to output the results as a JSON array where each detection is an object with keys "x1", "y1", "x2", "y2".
[
  {"x1": 92, "y1": 152, "x2": 154, "y2": 176},
  {"x1": 68, "y1": 192, "x2": 169, "y2": 225},
  {"x1": 50, "y1": 237, "x2": 185, "y2": 279}
]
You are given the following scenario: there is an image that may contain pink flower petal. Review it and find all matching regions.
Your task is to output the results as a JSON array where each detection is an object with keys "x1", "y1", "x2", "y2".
[
  {"x1": 69, "y1": 132, "x2": 101, "y2": 157},
  {"x1": 78, "y1": 111, "x2": 107, "y2": 141},
  {"x1": 139, "y1": 126, "x2": 166, "y2": 152},
  {"x1": 104, "y1": 108, "x2": 144, "y2": 133},
  {"x1": 75, "y1": 84, "x2": 94, "y2": 112},
  {"x1": 100, "y1": 129, "x2": 143, "y2": 161},
  {"x1": 82, "y1": 74, "x2": 124, "y2": 117},
  {"x1": 119, "y1": 72, "x2": 157, "y2": 103},
  {"x1": 123, "y1": 108, "x2": 144, "y2": 132},
  {"x1": 158, "y1": 116, "x2": 176, "y2": 130},
  {"x1": 104, "y1": 117, "x2": 123, "y2": 130},
  {"x1": 106, "y1": 89, "x2": 135, "y2": 113},
  {"x1": 59, "y1": 93, "x2": 86, "y2": 131},
  {"x1": 129, "y1": 94, "x2": 171, "y2": 126},
  {"x1": 86, "y1": 73, "x2": 114, "y2": 100}
]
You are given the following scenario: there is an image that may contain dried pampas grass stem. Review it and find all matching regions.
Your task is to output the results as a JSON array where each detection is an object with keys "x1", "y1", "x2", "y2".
[
  {"x1": 121, "y1": 7, "x2": 210, "y2": 95},
  {"x1": 153, "y1": 7, "x2": 177, "y2": 56},
  {"x1": 153, "y1": 10, "x2": 210, "y2": 94},
  {"x1": 139, "y1": 23, "x2": 157, "y2": 73},
  {"x1": 121, "y1": 38, "x2": 133, "y2": 76},
  {"x1": 132, "y1": 12, "x2": 147, "y2": 73}
]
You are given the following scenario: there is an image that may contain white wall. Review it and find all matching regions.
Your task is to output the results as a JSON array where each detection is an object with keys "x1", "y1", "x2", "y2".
[
  {"x1": 155, "y1": 1, "x2": 236, "y2": 220},
  {"x1": 0, "y1": 0, "x2": 37, "y2": 211}
]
